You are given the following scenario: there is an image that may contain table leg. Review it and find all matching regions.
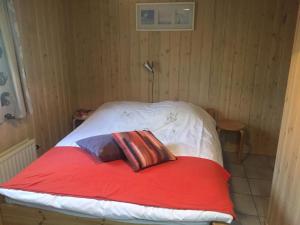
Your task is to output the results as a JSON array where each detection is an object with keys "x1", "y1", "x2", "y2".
[{"x1": 238, "y1": 129, "x2": 245, "y2": 163}]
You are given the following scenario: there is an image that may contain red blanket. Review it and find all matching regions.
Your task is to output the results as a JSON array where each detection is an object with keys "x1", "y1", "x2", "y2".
[{"x1": 1, "y1": 147, "x2": 235, "y2": 217}]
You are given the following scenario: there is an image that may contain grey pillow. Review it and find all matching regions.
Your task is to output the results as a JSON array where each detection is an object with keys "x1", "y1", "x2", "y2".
[{"x1": 76, "y1": 134, "x2": 124, "y2": 162}]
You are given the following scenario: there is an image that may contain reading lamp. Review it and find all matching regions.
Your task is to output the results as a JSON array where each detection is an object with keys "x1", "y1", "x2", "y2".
[
  {"x1": 144, "y1": 61, "x2": 154, "y2": 74},
  {"x1": 143, "y1": 61, "x2": 155, "y2": 102}
]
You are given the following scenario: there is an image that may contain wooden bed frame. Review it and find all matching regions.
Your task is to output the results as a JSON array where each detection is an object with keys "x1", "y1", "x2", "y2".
[
  {"x1": 0, "y1": 195, "x2": 227, "y2": 225},
  {"x1": 0, "y1": 108, "x2": 229, "y2": 225}
]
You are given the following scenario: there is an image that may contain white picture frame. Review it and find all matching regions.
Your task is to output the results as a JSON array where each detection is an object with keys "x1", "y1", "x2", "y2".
[{"x1": 136, "y1": 2, "x2": 195, "y2": 31}]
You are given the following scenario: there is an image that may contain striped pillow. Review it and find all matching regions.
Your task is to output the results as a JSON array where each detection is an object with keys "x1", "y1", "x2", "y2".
[{"x1": 112, "y1": 130, "x2": 176, "y2": 171}]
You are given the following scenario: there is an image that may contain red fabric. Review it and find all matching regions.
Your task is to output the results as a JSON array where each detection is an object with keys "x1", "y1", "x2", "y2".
[{"x1": 1, "y1": 147, "x2": 235, "y2": 217}]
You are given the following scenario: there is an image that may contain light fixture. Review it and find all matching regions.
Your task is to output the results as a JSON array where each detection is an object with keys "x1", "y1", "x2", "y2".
[
  {"x1": 143, "y1": 61, "x2": 154, "y2": 74},
  {"x1": 143, "y1": 61, "x2": 154, "y2": 102}
]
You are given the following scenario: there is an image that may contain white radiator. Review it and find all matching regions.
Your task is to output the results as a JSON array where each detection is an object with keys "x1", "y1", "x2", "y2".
[{"x1": 0, "y1": 139, "x2": 37, "y2": 183}]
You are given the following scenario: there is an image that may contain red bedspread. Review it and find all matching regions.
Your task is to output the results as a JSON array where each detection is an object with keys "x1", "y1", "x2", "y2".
[{"x1": 1, "y1": 147, "x2": 235, "y2": 217}]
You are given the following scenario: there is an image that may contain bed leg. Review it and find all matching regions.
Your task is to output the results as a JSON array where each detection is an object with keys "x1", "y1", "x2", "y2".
[{"x1": 0, "y1": 195, "x2": 4, "y2": 225}]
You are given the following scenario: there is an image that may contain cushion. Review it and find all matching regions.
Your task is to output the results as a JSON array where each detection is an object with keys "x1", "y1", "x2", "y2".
[
  {"x1": 76, "y1": 134, "x2": 124, "y2": 162},
  {"x1": 112, "y1": 130, "x2": 176, "y2": 171}
]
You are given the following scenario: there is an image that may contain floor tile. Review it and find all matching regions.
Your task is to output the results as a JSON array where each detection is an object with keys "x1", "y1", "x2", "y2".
[
  {"x1": 269, "y1": 157, "x2": 276, "y2": 169},
  {"x1": 231, "y1": 193, "x2": 258, "y2": 216},
  {"x1": 243, "y1": 155, "x2": 271, "y2": 168},
  {"x1": 245, "y1": 166, "x2": 273, "y2": 180},
  {"x1": 253, "y1": 197, "x2": 269, "y2": 217},
  {"x1": 249, "y1": 179, "x2": 272, "y2": 197},
  {"x1": 231, "y1": 214, "x2": 262, "y2": 225},
  {"x1": 228, "y1": 152, "x2": 274, "y2": 225},
  {"x1": 223, "y1": 151, "x2": 239, "y2": 164},
  {"x1": 231, "y1": 177, "x2": 251, "y2": 195},
  {"x1": 238, "y1": 214, "x2": 261, "y2": 225},
  {"x1": 226, "y1": 163, "x2": 246, "y2": 178},
  {"x1": 231, "y1": 218, "x2": 241, "y2": 225}
]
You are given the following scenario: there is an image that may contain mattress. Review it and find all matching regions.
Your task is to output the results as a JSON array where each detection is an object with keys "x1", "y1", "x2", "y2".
[
  {"x1": 0, "y1": 101, "x2": 233, "y2": 224},
  {"x1": 58, "y1": 101, "x2": 224, "y2": 165}
]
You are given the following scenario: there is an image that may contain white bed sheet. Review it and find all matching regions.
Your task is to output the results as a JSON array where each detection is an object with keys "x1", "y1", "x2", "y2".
[
  {"x1": 58, "y1": 101, "x2": 223, "y2": 165},
  {"x1": 0, "y1": 101, "x2": 233, "y2": 224}
]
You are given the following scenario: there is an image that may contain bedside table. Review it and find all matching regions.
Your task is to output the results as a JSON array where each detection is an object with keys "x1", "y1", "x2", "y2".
[
  {"x1": 72, "y1": 109, "x2": 94, "y2": 129},
  {"x1": 217, "y1": 119, "x2": 246, "y2": 163}
]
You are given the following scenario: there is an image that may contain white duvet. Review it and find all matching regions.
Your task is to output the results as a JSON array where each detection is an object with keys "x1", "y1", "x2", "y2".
[{"x1": 0, "y1": 101, "x2": 233, "y2": 225}]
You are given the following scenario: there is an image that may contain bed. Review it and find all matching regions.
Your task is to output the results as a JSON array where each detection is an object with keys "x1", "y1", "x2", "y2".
[{"x1": 0, "y1": 101, "x2": 234, "y2": 225}]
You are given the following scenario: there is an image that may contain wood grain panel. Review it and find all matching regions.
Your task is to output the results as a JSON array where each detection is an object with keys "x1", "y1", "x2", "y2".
[
  {"x1": 68, "y1": 0, "x2": 298, "y2": 155},
  {"x1": 0, "y1": 199, "x2": 229, "y2": 225},
  {"x1": 0, "y1": 0, "x2": 75, "y2": 153},
  {"x1": 0, "y1": 117, "x2": 32, "y2": 152},
  {"x1": 267, "y1": 5, "x2": 300, "y2": 225}
]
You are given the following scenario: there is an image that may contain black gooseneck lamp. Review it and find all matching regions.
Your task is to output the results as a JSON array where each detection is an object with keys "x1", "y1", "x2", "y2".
[{"x1": 143, "y1": 61, "x2": 154, "y2": 103}]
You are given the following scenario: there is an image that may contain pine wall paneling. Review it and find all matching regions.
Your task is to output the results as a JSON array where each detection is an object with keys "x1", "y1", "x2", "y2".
[
  {"x1": 0, "y1": 0, "x2": 298, "y2": 156},
  {"x1": 0, "y1": 0, "x2": 75, "y2": 153},
  {"x1": 0, "y1": 117, "x2": 32, "y2": 152},
  {"x1": 267, "y1": 4, "x2": 300, "y2": 225},
  {"x1": 68, "y1": 0, "x2": 298, "y2": 155}
]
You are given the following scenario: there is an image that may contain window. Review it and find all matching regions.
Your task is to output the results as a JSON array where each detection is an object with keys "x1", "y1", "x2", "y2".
[{"x1": 0, "y1": 0, "x2": 26, "y2": 123}]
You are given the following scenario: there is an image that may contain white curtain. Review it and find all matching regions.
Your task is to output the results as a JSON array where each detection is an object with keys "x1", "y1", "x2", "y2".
[
  {"x1": 6, "y1": 0, "x2": 32, "y2": 114},
  {"x1": 0, "y1": 0, "x2": 27, "y2": 123}
]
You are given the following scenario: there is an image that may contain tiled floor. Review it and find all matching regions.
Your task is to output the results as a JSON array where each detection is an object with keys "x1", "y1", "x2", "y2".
[{"x1": 223, "y1": 151, "x2": 275, "y2": 225}]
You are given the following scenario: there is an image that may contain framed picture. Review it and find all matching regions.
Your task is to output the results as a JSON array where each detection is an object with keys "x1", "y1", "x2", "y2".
[{"x1": 136, "y1": 2, "x2": 195, "y2": 31}]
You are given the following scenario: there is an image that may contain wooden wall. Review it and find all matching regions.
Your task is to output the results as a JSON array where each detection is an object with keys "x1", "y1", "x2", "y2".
[
  {"x1": 0, "y1": 0, "x2": 298, "y2": 156},
  {"x1": 267, "y1": 5, "x2": 300, "y2": 225},
  {"x1": 0, "y1": 117, "x2": 32, "y2": 152},
  {"x1": 0, "y1": 0, "x2": 74, "y2": 153},
  {"x1": 68, "y1": 0, "x2": 298, "y2": 155}
]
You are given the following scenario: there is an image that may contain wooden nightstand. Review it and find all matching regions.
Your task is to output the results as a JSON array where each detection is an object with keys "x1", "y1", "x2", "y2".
[
  {"x1": 72, "y1": 109, "x2": 94, "y2": 129},
  {"x1": 217, "y1": 119, "x2": 246, "y2": 164}
]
